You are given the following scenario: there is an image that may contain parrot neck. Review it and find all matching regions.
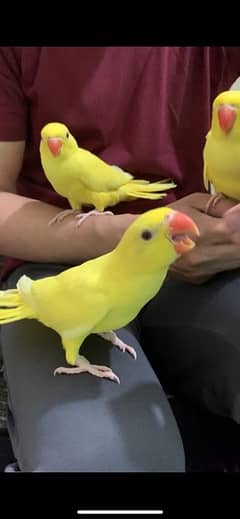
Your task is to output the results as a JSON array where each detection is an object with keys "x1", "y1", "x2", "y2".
[
  {"x1": 107, "y1": 248, "x2": 170, "y2": 285},
  {"x1": 104, "y1": 250, "x2": 168, "y2": 306}
]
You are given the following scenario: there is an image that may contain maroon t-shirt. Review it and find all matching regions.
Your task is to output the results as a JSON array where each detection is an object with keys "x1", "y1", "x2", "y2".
[{"x1": 0, "y1": 46, "x2": 240, "y2": 279}]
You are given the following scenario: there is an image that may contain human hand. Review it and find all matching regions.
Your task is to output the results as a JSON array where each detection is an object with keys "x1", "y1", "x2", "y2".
[{"x1": 168, "y1": 192, "x2": 240, "y2": 284}]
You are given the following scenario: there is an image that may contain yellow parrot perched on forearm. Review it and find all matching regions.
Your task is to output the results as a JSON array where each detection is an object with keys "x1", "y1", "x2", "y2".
[
  {"x1": 40, "y1": 122, "x2": 176, "y2": 226},
  {"x1": 0, "y1": 207, "x2": 199, "y2": 384},
  {"x1": 203, "y1": 90, "x2": 240, "y2": 214}
]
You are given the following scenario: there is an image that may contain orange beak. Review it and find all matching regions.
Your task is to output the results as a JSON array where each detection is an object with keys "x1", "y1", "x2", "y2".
[
  {"x1": 167, "y1": 210, "x2": 200, "y2": 255},
  {"x1": 217, "y1": 105, "x2": 236, "y2": 133},
  {"x1": 47, "y1": 138, "x2": 62, "y2": 156}
]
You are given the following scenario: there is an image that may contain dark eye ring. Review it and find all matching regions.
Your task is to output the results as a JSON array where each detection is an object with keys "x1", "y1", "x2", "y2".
[
  {"x1": 141, "y1": 229, "x2": 152, "y2": 240},
  {"x1": 66, "y1": 132, "x2": 69, "y2": 139}
]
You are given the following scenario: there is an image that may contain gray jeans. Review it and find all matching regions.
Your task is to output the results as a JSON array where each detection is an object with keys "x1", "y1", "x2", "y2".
[{"x1": 1, "y1": 263, "x2": 185, "y2": 472}]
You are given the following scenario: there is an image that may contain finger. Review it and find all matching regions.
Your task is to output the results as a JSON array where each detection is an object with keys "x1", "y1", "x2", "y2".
[
  {"x1": 190, "y1": 213, "x2": 231, "y2": 244},
  {"x1": 169, "y1": 269, "x2": 213, "y2": 285},
  {"x1": 197, "y1": 216, "x2": 240, "y2": 245},
  {"x1": 210, "y1": 218, "x2": 236, "y2": 244},
  {"x1": 208, "y1": 242, "x2": 240, "y2": 270},
  {"x1": 223, "y1": 203, "x2": 240, "y2": 235},
  {"x1": 174, "y1": 241, "x2": 240, "y2": 273},
  {"x1": 185, "y1": 192, "x2": 237, "y2": 217},
  {"x1": 205, "y1": 196, "x2": 237, "y2": 218},
  {"x1": 214, "y1": 215, "x2": 240, "y2": 245}
]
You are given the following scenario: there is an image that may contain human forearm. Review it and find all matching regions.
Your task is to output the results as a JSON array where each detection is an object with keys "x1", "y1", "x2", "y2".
[{"x1": 0, "y1": 191, "x2": 135, "y2": 263}]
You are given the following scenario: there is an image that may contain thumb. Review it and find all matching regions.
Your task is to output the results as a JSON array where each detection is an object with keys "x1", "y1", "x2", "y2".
[
  {"x1": 190, "y1": 192, "x2": 236, "y2": 217},
  {"x1": 224, "y1": 204, "x2": 240, "y2": 232},
  {"x1": 223, "y1": 204, "x2": 240, "y2": 243}
]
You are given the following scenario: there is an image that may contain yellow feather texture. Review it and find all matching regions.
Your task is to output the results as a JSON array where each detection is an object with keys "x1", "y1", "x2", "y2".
[{"x1": 203, "y1": 90, "x2": 240, "y2": 201}]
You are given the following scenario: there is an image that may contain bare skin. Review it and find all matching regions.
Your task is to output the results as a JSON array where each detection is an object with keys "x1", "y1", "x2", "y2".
[
  {"x1": 223, "y1": 202, "x2": 240, "y2": 244},
  {"x1": 204, "y1": 193, "x2": 226, "y2": 215},
  {"x1": 49, "y1": 208, "x2": 114, "y2": 227}
]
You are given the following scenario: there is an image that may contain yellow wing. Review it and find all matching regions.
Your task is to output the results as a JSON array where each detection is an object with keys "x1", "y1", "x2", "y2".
[
  {"x1": 18, "y1": 261, "x2": 111, "y2": 337},
  {"x1": 69, "y1": 148, "x2": 133, "y2": 192}
]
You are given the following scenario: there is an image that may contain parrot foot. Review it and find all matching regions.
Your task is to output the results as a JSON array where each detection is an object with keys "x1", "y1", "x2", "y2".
[
  {"x1": 54, "y1": 355, "x2": 120, "y2": 384},
  {"x1": 48, "y1": 209, "x2": 83, "y2": 225},
  {"x1": 98, "y1": 331, "x2": 137, "y2": 360},
  {"x1": 205, "y1": 193, "x2": 225, "y2": 214},
  {"x1": 75, "y1": 210, "x2": 114, "y2": 227}
]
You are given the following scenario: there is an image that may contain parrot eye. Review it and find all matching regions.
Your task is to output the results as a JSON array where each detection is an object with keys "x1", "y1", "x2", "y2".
[
  {"x1": 66, "y1": 132, "x2": 69, "y2": 139},
  {"x1": 141, "y1": 229, "x2": 153, "y2": 241}
]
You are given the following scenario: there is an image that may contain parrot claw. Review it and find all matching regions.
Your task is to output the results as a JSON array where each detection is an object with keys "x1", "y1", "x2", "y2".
[
  {"x1": 75, "y1": 210, "x2": 114, "y2": 227},
  {"x1": 205, "y1": 193, "x2": 225, "y2": 215},
  {"x1": 48, "y1": 209, "x2": 84, "y2": 226},
  {"x1": 98, "y1": 332, "x2": 137, "y2": 360},
  {"x1": 54, "y1": 355, "x2": 120, "y2": 384},
  {"x1": 48, "y1": 209, "x2": 114, "y2": 227},
  {"x1": 115, "y1": 340, "x2": 137, "y2": 360},
  {"x1": 89, "y1": 365, "x2": 121, "y2": 384}
]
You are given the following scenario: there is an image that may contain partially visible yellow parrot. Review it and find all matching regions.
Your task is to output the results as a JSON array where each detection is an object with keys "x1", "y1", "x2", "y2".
[
  {"x1": 0, "y1": 207, "x2": 199, "y2": 383},
  {"x1": 39, "y1": 122, "x2": 176, "y2": 226},
  {"x1": 203, "y1": 90, "x2": 240, "y2": 214}
]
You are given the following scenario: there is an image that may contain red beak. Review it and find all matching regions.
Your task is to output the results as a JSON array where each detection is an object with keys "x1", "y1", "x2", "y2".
[
  {"x1": 168, "y1": 211, "x2": 200, "y2": 255},
  {"x1": 47, "y1": 138, "x2": 62, "y2": 156},
  {"x1": 217, "y1": 105, "x2": 236, "y2": 133}
]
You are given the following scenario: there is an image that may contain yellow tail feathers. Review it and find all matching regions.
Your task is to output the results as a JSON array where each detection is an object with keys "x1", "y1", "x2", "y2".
[
  {"x1": 0, "y1": 289, "x2": 34, "y2": 324},
  {"x1": 120, "y1": 179, "x2": 176, "y2": 201}
]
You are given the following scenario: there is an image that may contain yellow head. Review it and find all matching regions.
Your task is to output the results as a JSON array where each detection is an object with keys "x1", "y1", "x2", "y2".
[
  {"x1": 210, "y1": 90, "x2": 240, "y2": 138},
  {"x1": 40, "y1": 122, "x2": 78, "y2": 158},
  {"x1": 116, "y1": 206, "x2": 199, "y2": 272}
]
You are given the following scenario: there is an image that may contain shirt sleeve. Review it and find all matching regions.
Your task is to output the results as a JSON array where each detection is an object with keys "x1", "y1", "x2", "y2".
[{"x1": 0, "y1": 47, "x2": 27, "y2": 141}]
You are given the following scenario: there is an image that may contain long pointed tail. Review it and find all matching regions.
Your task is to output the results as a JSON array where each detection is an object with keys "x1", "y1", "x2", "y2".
[
  {"x1": 0, "y1": 288, "x2": 34, "y2": 324},
  {"x1": 119, "y1": 179, "x2": 176, "y2": 201}
]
